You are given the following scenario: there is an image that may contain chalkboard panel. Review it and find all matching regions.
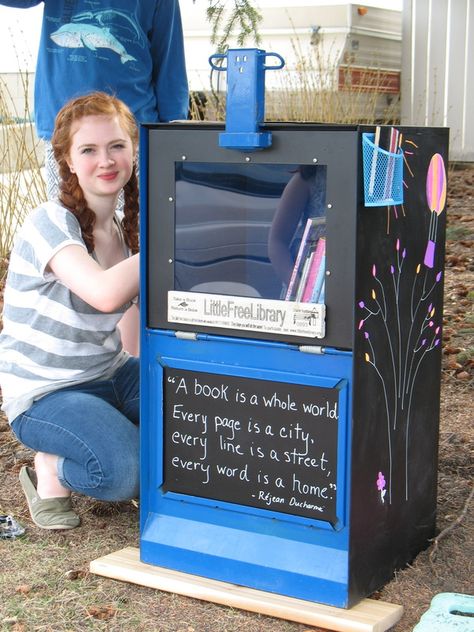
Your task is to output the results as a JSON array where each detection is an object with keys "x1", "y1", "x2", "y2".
[{"x1": 163, "y1": 368, "x2": 340, "y2": 523}]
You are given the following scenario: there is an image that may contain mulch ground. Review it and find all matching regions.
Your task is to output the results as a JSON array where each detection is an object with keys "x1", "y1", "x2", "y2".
[{"x1": 0, "y1": 164, "x2": 472, "y2": 632}]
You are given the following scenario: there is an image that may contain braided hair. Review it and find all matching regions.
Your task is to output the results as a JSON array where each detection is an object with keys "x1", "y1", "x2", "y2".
[{"x1": 51, "y1": 91, "x2": 139, "y2": 254}]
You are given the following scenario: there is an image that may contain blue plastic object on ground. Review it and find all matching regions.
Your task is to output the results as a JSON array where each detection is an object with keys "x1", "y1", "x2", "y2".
[{"x1": 413, "y1": 593, "x2": 474, "y2": 631}]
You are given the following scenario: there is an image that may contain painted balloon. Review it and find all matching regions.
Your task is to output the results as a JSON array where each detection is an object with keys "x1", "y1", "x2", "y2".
[
  {"x1": 424, "y1": 153, "x2": 446, "y2": 268},
  {"x1": 426, "y1": 153, "x2": 447, "y2": 215}
]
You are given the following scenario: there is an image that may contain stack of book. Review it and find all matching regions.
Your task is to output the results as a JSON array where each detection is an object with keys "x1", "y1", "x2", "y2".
[{"x1": 285, "y1": 217, "x2": 326, "y2": 303}]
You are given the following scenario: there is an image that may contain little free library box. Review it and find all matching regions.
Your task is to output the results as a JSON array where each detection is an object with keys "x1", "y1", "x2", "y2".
[{"x1": 138, "y1": 120, "x2": 448, "y2": 609}]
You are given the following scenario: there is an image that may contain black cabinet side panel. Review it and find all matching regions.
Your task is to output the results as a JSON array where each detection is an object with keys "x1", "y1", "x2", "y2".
[{"x1": 349, "y1": 126, "x2": 449, "y2": 602}]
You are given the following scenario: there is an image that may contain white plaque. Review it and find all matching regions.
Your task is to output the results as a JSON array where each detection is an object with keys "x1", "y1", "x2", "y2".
[{"x1": 168, "y1": 291, "x2": 326, "y2": 338}]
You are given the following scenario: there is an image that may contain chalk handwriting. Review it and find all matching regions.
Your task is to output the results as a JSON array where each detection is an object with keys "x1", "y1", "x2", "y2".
[{"x1": 164, "y1": 368, "x2": 340, "y2": 522}]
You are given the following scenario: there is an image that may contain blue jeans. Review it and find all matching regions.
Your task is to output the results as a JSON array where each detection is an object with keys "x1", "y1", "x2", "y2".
[{"x1": 11, "y1": 358, "x2": 139, "y2": 502}]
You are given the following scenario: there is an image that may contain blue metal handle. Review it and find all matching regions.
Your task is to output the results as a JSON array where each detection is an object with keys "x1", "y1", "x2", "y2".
[
  {"x1": 208, "y1": 53, "x2": 227, "y2": 71},
  {"x1": 209, "y1": 51, "x2": 285, "y2": 72},
  {"x1": 263, "y1": 52, "x2": 285, "y2": 70}
]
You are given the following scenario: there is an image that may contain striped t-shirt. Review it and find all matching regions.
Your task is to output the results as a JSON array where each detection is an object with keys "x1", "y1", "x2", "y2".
[{"x1": 0, "y1": 201, "x2": 130, "y2": 422}]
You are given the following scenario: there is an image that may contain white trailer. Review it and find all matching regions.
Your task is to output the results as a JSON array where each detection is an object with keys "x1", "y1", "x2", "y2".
[{"x1": 183, "y1": 2, "x2": 402, "y2": 123}]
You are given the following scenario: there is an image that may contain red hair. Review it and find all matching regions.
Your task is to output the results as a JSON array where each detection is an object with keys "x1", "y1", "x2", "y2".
[{"x1": 51, "y1": 91, "x2": 139, "y2": 254}]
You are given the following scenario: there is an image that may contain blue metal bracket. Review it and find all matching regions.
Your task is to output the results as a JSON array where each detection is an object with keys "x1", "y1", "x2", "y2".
[{"x1": 209, "y1": 48, "x2": 285, "y2": 151}]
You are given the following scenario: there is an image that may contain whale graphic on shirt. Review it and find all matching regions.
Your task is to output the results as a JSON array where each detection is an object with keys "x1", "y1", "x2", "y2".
[{"x1": 50, "y1": 23, "x2": 137, "y2": 64}]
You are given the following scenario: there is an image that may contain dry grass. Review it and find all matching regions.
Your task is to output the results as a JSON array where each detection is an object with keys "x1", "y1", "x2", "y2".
[
  {"x1": 267, "y1": 37, "x2": 400, "y2": 124},
  {"x1": 0, "y1": 72, "x2": 45, "y2": 278}
]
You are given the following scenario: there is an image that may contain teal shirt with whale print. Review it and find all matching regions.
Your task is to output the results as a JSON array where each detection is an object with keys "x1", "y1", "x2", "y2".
[{"x1": 0, "y1": 0, "x2": 188, "y2": 139}]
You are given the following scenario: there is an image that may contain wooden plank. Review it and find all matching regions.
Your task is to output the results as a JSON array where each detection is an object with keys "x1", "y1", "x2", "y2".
[{"x1": 90, "y1": 547, "x2": 403, "y2": 632}]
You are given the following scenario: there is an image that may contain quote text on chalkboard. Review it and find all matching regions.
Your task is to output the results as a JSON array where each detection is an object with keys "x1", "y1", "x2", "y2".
[{"x1": 163, "y1": 368, "x2": 340, "y2": 522}]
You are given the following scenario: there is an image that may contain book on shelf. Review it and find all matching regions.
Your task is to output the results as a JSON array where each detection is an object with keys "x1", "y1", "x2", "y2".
[
  {"x1": 295, "y1": 249, "x2": 314, "y2": 302},
  {"x1": 301, "y1": 236, "x2": 326, "y2": 302},
  {"x1": 309, "y1": 252, "x2": 326, "y2": 303},
  {"x1": 284, "y1": 216, "x2": 325, "y2": 301},
  {"x1": 317, "y1": 278, "x2": 325, "y2": 303}
]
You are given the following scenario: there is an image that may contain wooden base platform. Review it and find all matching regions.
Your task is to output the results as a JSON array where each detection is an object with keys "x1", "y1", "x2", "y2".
[{"x1": 90, "y1": 547, "x2": 403, "y2": 632}]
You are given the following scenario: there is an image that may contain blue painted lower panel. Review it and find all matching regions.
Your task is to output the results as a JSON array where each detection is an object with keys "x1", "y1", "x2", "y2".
[
  {"x1": 140, "y1": 512, "x2": 350, "y2": 607},
  {"x1": 140, "y1": 331, "x2": 354, "y2": 608}
]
